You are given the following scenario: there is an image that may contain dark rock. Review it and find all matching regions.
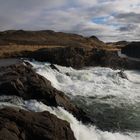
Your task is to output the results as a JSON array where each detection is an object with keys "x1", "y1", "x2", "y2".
[
  {"x1": 65, "y1": 73, "x2": 70, "y2": 77},
  {"x1": 0, "y1": 107, "x2": 76, "y2": 140},
  {"x1": 0, "y1": 63, "x2": 67, "y2": 107},
  {"x1": 122, "y1": 42, "x2": 140, "y2": 58},
  {"x1": 49, "y1": 64, "x2": 60, "y2": 72},
  {"x1": 29, "y1": 47, "x2": 140, "y2": 70},
  {"x1": 29, "y1": 47, "x2": 86, "y2": 68},
  {"x1": 89, "y1": 49, "x2": 140, "y2": 70},
  {"x1": 0, "y1": 62, "x2": 93, "y2": 124},
  {"x1": 117, "y1": 71, "x2": 128, "y2": 79}
]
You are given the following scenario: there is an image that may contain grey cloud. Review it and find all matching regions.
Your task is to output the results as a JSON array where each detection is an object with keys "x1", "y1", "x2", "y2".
[
  {"x1": 118, "y1": 24, "x2": 138, "y2": 32},
  {"x1": 0, "y1": 0, "x2": 66, "y2": 29},
  {"x1": 116, "y1": 12, "x2": 140, "y2": 23},
  {"x1": 0, "y1": 0, "x2": 140, "y2": 41}
]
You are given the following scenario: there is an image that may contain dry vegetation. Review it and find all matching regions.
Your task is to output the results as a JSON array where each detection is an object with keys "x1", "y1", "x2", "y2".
[
  {"x1": 0, "y1": 45, "x2": 66, "y2": 58},
  {"x1": 0, "y1": 30, "x2": 120, "y2": 58},
  {"x1": 0, "y1": 44, "x2": 119, "y2": 58}
]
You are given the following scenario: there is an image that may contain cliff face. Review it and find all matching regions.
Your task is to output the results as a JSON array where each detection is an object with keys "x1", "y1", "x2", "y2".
[
  {"x1": 121, "y1": 42, "x2": 140, "y2": 58},
  {"x1": 29, "y1": 47, "x2": 140, "y2": 70}
]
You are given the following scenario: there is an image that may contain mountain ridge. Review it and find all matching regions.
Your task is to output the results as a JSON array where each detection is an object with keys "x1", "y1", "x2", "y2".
[{"x1": 0, "y1": 30, "x2": 105, "y2": 48}]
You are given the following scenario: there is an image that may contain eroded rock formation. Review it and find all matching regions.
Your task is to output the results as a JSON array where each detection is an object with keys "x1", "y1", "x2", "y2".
[{"x1": 0, "y1": 107, "x2": 76, "y2": 140}]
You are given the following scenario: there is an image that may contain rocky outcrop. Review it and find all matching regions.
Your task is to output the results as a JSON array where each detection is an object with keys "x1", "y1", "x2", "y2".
[
  {"x1": 0, "y1": 62, "x2": 72, "y2": 107},
  {"x1": 0, "y1": 107, "x2": 76, "y2": 140},
  {"x1": 0, "y1": 62, "x2": 92, "y2": 124},
  {"x1": 90, "y1": 49, "x2": 140, "y2": 70},
  {"x1": 29, "y1": 47, "x2": 87, "y2": 68},
  {"x1": 29, "y1": 47, "x2": 140, "y2": 70},
  {"x1": 117, "y1": 71, "x2": 128, "y2": 79},
  {"x1": 121, "y1": 42, "x2": 140, "y2": 58}
]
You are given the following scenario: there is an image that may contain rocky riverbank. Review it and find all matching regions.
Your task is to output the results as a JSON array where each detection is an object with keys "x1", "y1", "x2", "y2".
[
  {"x1": 0, "y1": 60, "x2": 97, "y2": 140},
  {"x1": 0, "y1": 61, "x2": 92, "y2": 123},
  {"x1": 0, "y1": 107, "x2": 76, "y2": 140}
]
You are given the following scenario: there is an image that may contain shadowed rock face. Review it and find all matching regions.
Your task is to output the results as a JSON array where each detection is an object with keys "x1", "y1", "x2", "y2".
[
  {"x1": 0, "y1": 62, "x2": 75, "y2": 108},
  {"x1": 0, "y1": 62, "x2": 92, "y2": 124},
  {"x1": 0, "y1": 108, "x2": 76, "y2": 140},
  {"x1": 29, "y1": 47, "x2": 140, "y2": 70},
  {"x1": 30, "y1": 47, "x2": 87, "y2": 68},
  {"x1": 122, "y1": 42, "x2": 140, "y2": 58}
]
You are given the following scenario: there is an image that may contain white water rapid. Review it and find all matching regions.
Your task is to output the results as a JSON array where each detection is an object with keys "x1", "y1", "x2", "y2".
[
  {"x1": 29, "y1": 61, "x2": 140, "y2": 105},
  {"x1": 0, "y1": 96, "x2": 139, "y2": 140},
  {"x1": 0, "y1": 60, "x2": 140, "y2": 140},
  {"x1": 24, "y1": 60, "x2": 140, "y2": 140}
]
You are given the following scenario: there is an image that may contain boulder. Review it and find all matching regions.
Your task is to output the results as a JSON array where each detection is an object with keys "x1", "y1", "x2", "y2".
[
  {"x1": 0, "y1": 62, "x2": 71, "y2": 107},
  {"x1": 49, "y1": 64, "x2": 60, "y2": 72},
  {"x1": 0, "y1": 62, "x2": 92, "y2": 124},
  {"x1": 0, "y1": 107, "x2": 76, "y2": 140},
  {"x1": 117, "y1": 71, "x2": 128, "y2": 79}
]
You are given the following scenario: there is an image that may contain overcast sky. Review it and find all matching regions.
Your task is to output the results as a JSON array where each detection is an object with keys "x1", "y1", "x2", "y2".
[{"x1": 0, "y1": 0, "x2": 140, "y2": 42}]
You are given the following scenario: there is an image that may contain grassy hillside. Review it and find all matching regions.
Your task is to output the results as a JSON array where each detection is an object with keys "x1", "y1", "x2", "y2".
[{"x1": 0, "y1": 30, "x2": 106, "y2": 48}]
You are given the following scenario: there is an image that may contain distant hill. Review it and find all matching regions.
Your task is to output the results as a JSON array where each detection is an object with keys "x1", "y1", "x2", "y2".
[
  {"x1": 0, "y1": 30, "x2": 106, "y2": 48},
  {"x1": 106, "y1": 41, "x2": 130, "y2": 49}
]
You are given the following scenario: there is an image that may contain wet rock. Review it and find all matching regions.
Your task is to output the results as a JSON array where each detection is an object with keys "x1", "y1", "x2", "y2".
[
  {"x1": 0, "y1": 62, "x2": 93, "y2": 124},
  {"x1": 50, "y1": 64, "x2": 60, "y2": 72},
  {"x1": 0, "y1": 63, "x2": 67, "y2": 107},
  {"x1": 0, "y1": 107, "x2": 76, "y2": 140},
  {"x1": 117, "y1": 70, "x2": 128, "y2": 79},
  {"x1": 65, "y1": 72, "x2": 70, "y2": 77}
]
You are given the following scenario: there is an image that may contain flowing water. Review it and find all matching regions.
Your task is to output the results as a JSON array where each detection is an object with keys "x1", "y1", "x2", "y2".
[
  {"x1": 0, "y1": 96, "x2": 139, "y2": 140},
  {"x1": 0, "y1": 60, "x2": 140, "y2": 140}
]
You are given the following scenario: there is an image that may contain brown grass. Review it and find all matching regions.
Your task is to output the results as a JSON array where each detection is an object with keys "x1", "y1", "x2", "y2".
[
  {"x1": 0, "y1": 44, "x2": 119, "y2": 59},
  {"x1": 0, "y1": 45, "x2": 66, "y2": 58}
]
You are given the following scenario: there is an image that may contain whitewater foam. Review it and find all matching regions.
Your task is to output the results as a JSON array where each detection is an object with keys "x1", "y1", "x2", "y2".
[
  {"x1": 30, "y1": 61, "x2": 140, "y2": 105},
  {"x1": 0, "y1": 95, "x2": 139, "y2": 140},
  {"x1": 25, "y1": 100, "x2": 140, "y2": 140},
  {"x1": 26, "y1": 61, "x2": 140, "y2": 132}
]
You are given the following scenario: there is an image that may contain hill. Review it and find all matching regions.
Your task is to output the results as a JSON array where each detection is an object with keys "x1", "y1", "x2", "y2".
[{"x1": 0, "y1": 30, "x2": 105, "y2": 48}]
